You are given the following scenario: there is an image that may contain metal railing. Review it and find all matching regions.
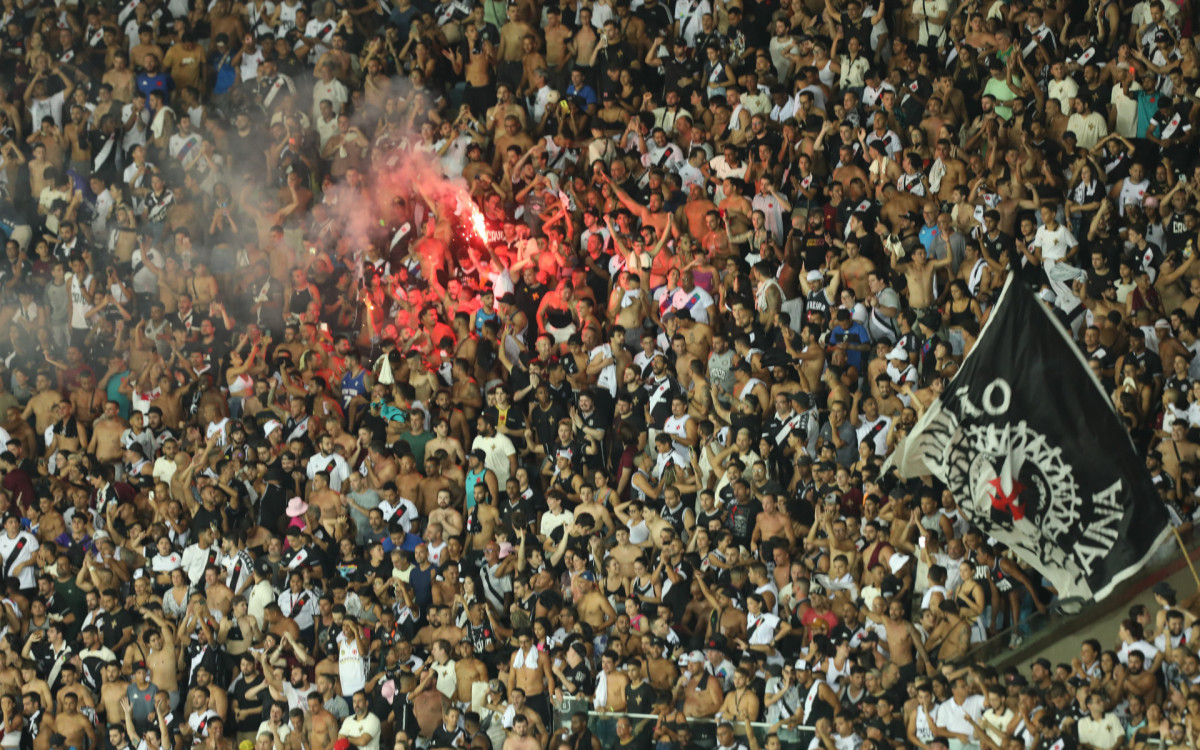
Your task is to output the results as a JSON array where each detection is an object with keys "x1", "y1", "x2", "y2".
[{"x1": 546, "y1": 701, "x2": 816, "y2": 750}]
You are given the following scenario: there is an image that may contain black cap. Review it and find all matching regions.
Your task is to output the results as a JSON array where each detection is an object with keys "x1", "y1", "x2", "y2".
[{"x1": 705, "y1": 634, "x2": 727, "y2": 652}]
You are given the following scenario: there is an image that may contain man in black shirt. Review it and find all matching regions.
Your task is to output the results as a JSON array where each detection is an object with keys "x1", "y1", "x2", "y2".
[
  {"x1": 430, "y1": 705, "x2": 466, "y2": 749},
  {"x1": 624, "y1": 659, "x2": 655, "y2": 713},
  {"x1": 557, "y1": 641, "x2": 593, "y2": 698},
  {"x1": 99, "y1": 588, "x2": 135, "y2": 653},
  {"x1": 229, "y1": 654, "x2": 264, "y2": 745}
]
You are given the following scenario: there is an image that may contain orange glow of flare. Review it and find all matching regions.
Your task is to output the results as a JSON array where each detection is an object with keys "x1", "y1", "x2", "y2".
[{"x1": 470, "y1": 208, "x2": 487, "y2": 241}]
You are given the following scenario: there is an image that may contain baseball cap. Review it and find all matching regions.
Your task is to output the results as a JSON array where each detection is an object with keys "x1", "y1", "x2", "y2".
[
  {"x1": 1031, "y1": 657, "x2": 1052, "y2": 670},
  {"x1": 806, "y1": 270, "x2": 823, "y2": 282}
]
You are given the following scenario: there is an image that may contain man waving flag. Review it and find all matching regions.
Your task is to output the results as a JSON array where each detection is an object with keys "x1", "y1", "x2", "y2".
[{"x1": 888, "y1": 276, "x2": 1171, "y2": 603}]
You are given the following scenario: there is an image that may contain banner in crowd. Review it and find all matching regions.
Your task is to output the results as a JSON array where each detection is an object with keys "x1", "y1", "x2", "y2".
[{"x1": 887, "y1": 276, "x2": 1171, "y2": 602}]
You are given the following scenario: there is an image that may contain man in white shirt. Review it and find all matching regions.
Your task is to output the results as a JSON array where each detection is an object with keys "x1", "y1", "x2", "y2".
[
  {"x1": 935, "y1": 678, "x2": 984, "y2": 750},
  {"x1": 306, "y1": 434, "x2": 350, "y2": 491},
  {"x1": 670, "y1": 272, "x2": 716, "y2": 324},
  {"x1": 311, "y1": 62, "x2": 348, "y2": 121},
  {"x1": 470, "y1": 421, "x2": 517, "y2": 488},
  {"x1": 707, "y1": 144, "x2": 748, "y2": 203},
  {"x1": 0, "y1": 512, "x2": 38, "y2": 590},
  {"x1": 1047, "y1": 61, "x2": 1079, "y2": 113},
  {"x1": 180, "y1": 527, "x2": 221, "y2": 586},
  {"x1": 1077, "y1": 693, "x2": 1123, "y2": 750},
  {"x1": 27, "y1": 65, "x2": 74, "y2": 128},
  {"x1": 1065, "y1": 95, "x2": 1108, "y2": 150},
  {"x1": 338, "y1": 692, "x2": 381, "y2": 750},
  {"x1": 1032, "y1": 203, "x2": 1084, "y2": 314}
]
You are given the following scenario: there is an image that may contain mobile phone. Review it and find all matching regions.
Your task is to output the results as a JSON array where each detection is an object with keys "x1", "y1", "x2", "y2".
[
  {"x1": 149, "y1": 491, "x2": 156, "y2": 501},
  {"x1": 560, "y1": 100, "x2": 570, "y2": 113},
  {"x1": 320, "y1": 322, "x2": 329, "y2": 333},
  {"x1": 918, "y1": 536, "x2": 926, "y2": 549}
]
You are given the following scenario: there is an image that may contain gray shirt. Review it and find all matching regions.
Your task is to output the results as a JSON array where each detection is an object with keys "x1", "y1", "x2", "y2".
[
  {"x1": 348, "y1": 489, "x2": 381, "y2": 545},
  {"x1": 818, "y1": 418, "x2": 858, "y2": 466},
  {"x1": 126, "y1": 681, "x2": 159, "y2": 733},
  {"x1": 45, "y1": 280, "x2": 70, "y2": 324}
]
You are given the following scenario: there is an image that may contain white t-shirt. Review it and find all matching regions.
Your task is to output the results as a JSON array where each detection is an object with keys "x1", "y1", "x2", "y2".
[
  {"x1": 338, "y1": 638, "x2": 368, "y2": 696},
  {"x1": 1032, "y1": 224, "x2": 1076, "y2": 263},
  {"x1": 31, "y1": 91, "x2": 66, "y2": 129}
]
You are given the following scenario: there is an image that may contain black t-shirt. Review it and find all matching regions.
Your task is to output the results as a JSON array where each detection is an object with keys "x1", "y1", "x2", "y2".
[
  {"x1": 625, "y1": 681, "x2": 655, "y2": 713},
  {"x1": 530, "y1": 400, "x2": 568, "y2": 446},
  {"x1": 840, "y1": 12, "x2": 873, "y2": 50},
  {"x1": 99, "y1": 607, "x2": 135, "y2": 650},
  {"x1": 231, "y1": 674, "x2": 265, "y2": 731},
  {"x1": 514, "y1": 281, "x2": 548, "y2": 327},
  {"x1": 431, "y1": 723, "x2": 466, "y2": 748},
  {"x1": 562, "y1": 662, "x2": 593, "y2": 696}
]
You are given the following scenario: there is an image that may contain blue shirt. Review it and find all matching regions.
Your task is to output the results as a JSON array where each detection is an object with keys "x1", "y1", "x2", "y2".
[
  {"x1": 135, "y1": 72, "x2": 172, "y2": 104},
  {"x1": 919, "y1": 224, "x2": 940, "y2": 250},
  {"x1": 566, "y1": 83, "x2": 597, "y2": 109},
  {"x1": 1135, "y1": 89, "x2": 1162, "y2": 139},
  {"x1": 829, "y1": 322, "x2": 871, "y2": 370},
  {"x1": 107, "y1": 369, "x2": 131, "y2": 419}
]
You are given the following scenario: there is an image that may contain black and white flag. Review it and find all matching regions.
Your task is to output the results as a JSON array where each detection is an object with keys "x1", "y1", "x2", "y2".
[{"x1": 888, "y1": 277, "x2": 1170, "y2": 602}]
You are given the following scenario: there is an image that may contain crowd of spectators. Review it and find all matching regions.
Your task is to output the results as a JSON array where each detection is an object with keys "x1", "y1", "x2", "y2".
[{"x1": 0, "y1": 0, "x2": 1199, "y2": 746}]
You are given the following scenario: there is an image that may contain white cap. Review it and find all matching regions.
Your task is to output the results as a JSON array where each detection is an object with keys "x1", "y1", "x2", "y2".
[
  {"x1": 886, "y1": 345, "x2": 908, "y2": 361},
  {"x1": 263, "y1": 420, "x2": 282, "y2": 438},
  {"x1": 807, "y1": 270, "x2": 823, "y2": 282},
  {"x1": 888, "y1": 553, "x2": 912, "y2": 574}
]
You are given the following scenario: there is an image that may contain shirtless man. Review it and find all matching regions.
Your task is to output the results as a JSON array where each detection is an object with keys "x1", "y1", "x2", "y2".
[
  {"x1": 716, "y1": 668, "x2": 761, "y2": 725},
  {"x1": 56, "y1": 693, "x2": 96, "y2": 750},
  {"x1": 927, "y1": 601, "x2": 971, "y2": 664},
  {"x1": 23, "y1": 692, "x2": 55, "y2": 750},
  {"x1": 429, "y1": 489, "x2": 464, "y2": 539},
  {"x1": 933, "y1": 141, "x2": 968, "y2": 204},
  {"x1": 890, "y1": 243, "x2": 952, "y2": 313},
  {"x1": 871, "y1": 599, "x2": 930, "y2": 682},
  {"x1": 417, "y1": 457, "x2": 456, "y2": 516},
  {"x1": 507, "y1": 630, "x2": 555, "y2": 728},
  {"x1": 1159, "y1": 422, "x2": 1200, "y2": 488},
  {"x1": 608, "y1": 527, "x2": 642, "y2": 577},
  {"x1": 840, "y1": 234, "x2": 878, "y2": 298},
  {"x1": 49, "y1": 401, "x2": 89, "y2": 460},
  {"x1": 143, "y1": 610, "x2": 180, "y2": 709},
  {"x1": 99, "y1": 662, "x2": 130, "y2": 726},
  {"x1": 597, "y1": 651, "x2": 629, "y2": 711},
  {"x1": 22, "y1": 373, "x2": 61, "y2": 443},
  {"x1": 577, "y1": 574, "x2": 618, "y2": 634},
  {"x1": 677, "y1": 652, "x2": 723, "y2": 718},
  {"x1": 203, "y1": 565, "x2": 234, "y2": 618},
  {"x1": 1124, "y1": 650, "x2": 1159, "y2": 705},
  {"x1": 390, "y1": 453, "x2": 420, "y2": 500},
  {"x1": 501, "y1": 714, "x2": 540, "y2": 750},
  {"x1": 453, "y1": 640, "x2": 487, "y2": 706},
  {"x1": 750, "y1": 496, "x2": 789, "y2": 554},
  {"x1": 608, "y1": 272, "x2": 648, "y2": 333},
  {"x1": 87, "y1": 401, "x2": 127, "y2": 465},
  {"x1": 70, "y1": 370, "x2": 106, "y2": 431},
  {"x1": 305, "y1": 693, "x2": 338, "y2": 750},
  {"x1": 541, "y1": 10, "x2": 571, "y2": 71}
]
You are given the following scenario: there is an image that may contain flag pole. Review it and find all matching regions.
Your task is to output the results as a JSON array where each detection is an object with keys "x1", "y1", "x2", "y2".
[{"x1": 1171, "y1": 525, "x2": 1200, "y2": 593}]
